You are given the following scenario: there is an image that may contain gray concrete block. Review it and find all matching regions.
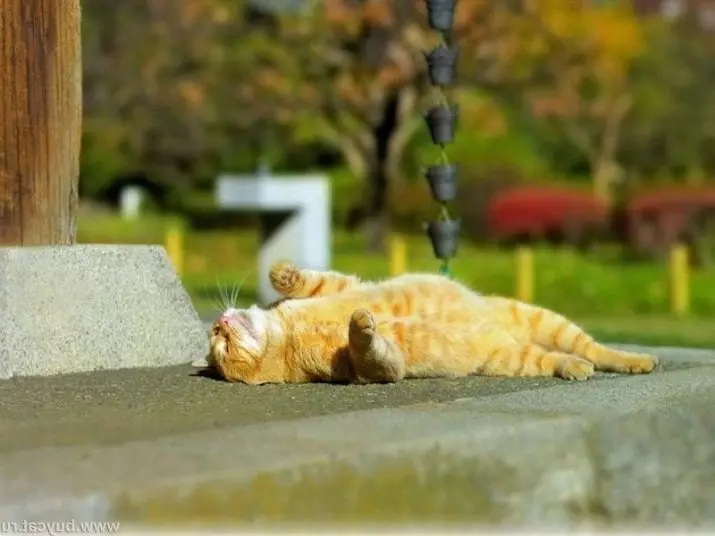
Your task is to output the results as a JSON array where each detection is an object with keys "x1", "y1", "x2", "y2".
[{"x1": 0, "y1": 245, "x2": 208, "y2": 378}]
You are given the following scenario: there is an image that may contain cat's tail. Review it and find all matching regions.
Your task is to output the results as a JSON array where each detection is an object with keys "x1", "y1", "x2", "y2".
[
  {"x1": 484, "y1": 296, "x2": 593, "y2": 353},
  {"x1": 485, "y1": 296, "x2": 658, "y2": 373}
]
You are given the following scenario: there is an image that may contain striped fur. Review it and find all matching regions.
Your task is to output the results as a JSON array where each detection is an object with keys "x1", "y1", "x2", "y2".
[{"x1": 200, "y1": 261, "x2": 659, "y2": 384}]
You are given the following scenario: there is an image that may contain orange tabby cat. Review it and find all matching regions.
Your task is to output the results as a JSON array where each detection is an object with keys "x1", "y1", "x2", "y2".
[{"x1": 193, "y1": 260, "x2": 658, "y2": 384}]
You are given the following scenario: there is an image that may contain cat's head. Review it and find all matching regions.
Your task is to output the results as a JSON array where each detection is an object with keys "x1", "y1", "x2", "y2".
[{"x1": 196, "y1": 306, "x2": 269, "y2": 382}]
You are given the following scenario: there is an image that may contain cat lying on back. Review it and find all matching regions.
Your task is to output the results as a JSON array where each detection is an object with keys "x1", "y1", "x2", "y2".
[{"x1": 192, "y1": 261, "x2": 658, "y2": 384}]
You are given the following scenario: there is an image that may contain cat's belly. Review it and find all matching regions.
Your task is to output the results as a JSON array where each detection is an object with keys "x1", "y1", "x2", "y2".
[
  {"x1": 278, "y1": 286, "x2": 482, "y2": 322},
  {"x1": 287, "y1": 327, "x2": 352, "y2": 382}
]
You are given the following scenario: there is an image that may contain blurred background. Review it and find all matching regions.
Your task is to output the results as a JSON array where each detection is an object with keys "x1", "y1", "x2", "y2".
[{"x1": 78, "y1": 0, "x2": 715, "y2": 348}]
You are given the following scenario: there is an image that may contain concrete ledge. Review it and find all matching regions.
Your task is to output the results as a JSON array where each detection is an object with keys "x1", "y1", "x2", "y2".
[
  {"x1": 1, "y1": 350, "x2": 714, "y2": 529},
  {"x1": 0, "y1": 245, "x2": 207, "y2": 378}
]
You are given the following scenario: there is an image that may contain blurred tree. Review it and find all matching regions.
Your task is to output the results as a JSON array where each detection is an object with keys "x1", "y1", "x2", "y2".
[
  {"x1": 621, "y1": 12, "x2": 715, "y2": 183},
  {"x1": 77, "y1": 0, "x2": 715, "y2": 230},
  {"x1": 517, "y1": 0, "x2": 646, "y2": 205},
  {"x1": 82, "y1": 0, "x2": 227, "y2": 198},
  {"x1": 249, "y1": 0, "x2": 514, "y2": 251},
  {"x1": 81, "y1": 0, "x2": 296, "y2": 203}
]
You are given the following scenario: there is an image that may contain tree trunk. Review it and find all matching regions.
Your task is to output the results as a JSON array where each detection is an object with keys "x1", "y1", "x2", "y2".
[
  {"x1": 0, "y1": 0, "x2": 82, "y2": 245},
  {"x1": 591, "y1": 93, "x2": 630, "y2": 209},
  {"x1": 363, "y1": 160, "x2": 390, "y2": 253},
  {"x1": 592, "y1": 159, "x2": 620, "y2": 208},
  {"x1": 362, "y1": 93, "x2": 400, "y2": 253}
]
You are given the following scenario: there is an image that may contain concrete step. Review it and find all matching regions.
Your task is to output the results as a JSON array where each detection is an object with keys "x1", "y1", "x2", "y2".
[{"x1": 1, "y1": 345, "x2": 714, "y2": 530}]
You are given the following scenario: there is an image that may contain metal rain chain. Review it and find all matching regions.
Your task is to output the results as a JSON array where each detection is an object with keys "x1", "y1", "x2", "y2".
[{"x1": 423, "y1": 0, "x2": 460, "y2": 278}]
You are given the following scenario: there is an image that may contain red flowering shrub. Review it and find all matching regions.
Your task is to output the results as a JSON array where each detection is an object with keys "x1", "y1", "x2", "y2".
[
  {"x1": 486, "y1": 186, "x2": 608, "y2": 243},
  {"x1": 624, "y1": 187, "x2": 715, "y2": 262},
  {"x1": 626, "y1": 188, "x2": 715, "y2": 215}
]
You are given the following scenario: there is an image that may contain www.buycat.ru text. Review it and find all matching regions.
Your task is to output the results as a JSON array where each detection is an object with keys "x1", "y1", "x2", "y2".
[{"x1": 0, "y1": 519, "x2": 121, "y2": 535}]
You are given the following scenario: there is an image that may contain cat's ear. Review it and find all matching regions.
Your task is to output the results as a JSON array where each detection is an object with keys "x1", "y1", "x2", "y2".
[{"x1": 192, "y1": 356, "x2": 210, "y2": 368}]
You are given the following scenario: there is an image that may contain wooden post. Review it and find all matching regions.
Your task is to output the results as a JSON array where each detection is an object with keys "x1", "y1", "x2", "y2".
[
  {"x1": 669, "y1": 243, "x2": 689, "y2": 316},
  {"x1": 0, "y1": 0, "x2": 82, "y2": 245},
  {"x1": 389, "y1": 233, "x2": 407, "y2": 276},
  {"x1": 515, "y1": 246, "x2": 534, "y2": 303}
]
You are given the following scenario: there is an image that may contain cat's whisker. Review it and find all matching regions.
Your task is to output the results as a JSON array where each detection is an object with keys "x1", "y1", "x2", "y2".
[
  {"x1": 214, "y1": 279, "x2": 222, "y2": 307},
  {"x1": 230, "y1": 273, "x2": 249, "y2": 309},
  {"x1": 229, "y1": 284, "x2": 239, "y2": 310},
  {"x1": 212, "y1": 296, "x2": 225, "y2": 314},
  {"x1": 201, "y1": 280, "x2": 225, "y2": 316},
  {"x1": 216, "y1": 276, "x2": 231, "y2": 311}
]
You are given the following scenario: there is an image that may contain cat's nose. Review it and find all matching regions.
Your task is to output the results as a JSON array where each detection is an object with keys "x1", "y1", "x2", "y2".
[{"x1": 219, "y1": 311, "x2": 236, "y2": 324}]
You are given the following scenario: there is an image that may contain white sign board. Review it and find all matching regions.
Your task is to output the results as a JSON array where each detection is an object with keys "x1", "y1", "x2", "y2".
[{"x1": 216, "y1": 174, "x2": 331, "y2": 304}]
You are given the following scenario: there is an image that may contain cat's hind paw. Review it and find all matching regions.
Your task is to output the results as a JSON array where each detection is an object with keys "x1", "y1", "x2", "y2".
[
  {"x1": 558, "y1": 357, "x2": 595, "y2": 381},
  {"x1": 613, "y1": 352, "x2": 659, "y2": 374},
  {"x1": 269, "y1": 260, "x2": 301, "y2": 295}
]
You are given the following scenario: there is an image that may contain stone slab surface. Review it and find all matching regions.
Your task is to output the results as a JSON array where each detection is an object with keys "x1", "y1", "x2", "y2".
[
  {"x1": 0, "y1": 245, "x2": 208, "y2": 378},
  {"x1": 0, "y1": 345, "x2": 714, "y2": 530}
]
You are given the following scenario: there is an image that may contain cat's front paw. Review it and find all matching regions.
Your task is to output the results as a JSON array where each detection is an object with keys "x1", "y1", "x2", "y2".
[
  {"x1": 269, "y1": 260, "x2": 301, "y2": 294},
  {"x1": 349, "y1": 309, "x2": 377, "y2": 349},
  {"x1": 349, "y1": 308, "x2": 378, "y2": 350},
  {"x1": 350, "y1": 308, "x2": 376, "y2": 333}
]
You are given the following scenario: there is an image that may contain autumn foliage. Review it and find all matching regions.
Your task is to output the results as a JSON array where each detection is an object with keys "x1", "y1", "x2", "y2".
[{"x1": 74, "y1": 0, "x2": 715, "y2": 257}]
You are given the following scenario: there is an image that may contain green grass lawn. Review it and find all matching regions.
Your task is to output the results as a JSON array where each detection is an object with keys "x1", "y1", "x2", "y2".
[
  {"x1": 574, "y1": 315, "x2": 715, "y2": 349},
  {"x1": 78, "y1": 214, "x2": 715, "y2": 350}
]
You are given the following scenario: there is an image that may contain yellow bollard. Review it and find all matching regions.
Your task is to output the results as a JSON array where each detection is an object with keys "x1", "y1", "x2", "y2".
[
  {"x1": 515, "y1": 246, "x2": 534, "y2": 303},
  {"x1": 389, "y1": 234, "x2": 407, "y2": 276},
  {"x1": 165, "y1": 220, "x2": 184, "y2": 276},
  {"x1": 669, "y1": 243, "x2": 689, "y2": 316}
]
